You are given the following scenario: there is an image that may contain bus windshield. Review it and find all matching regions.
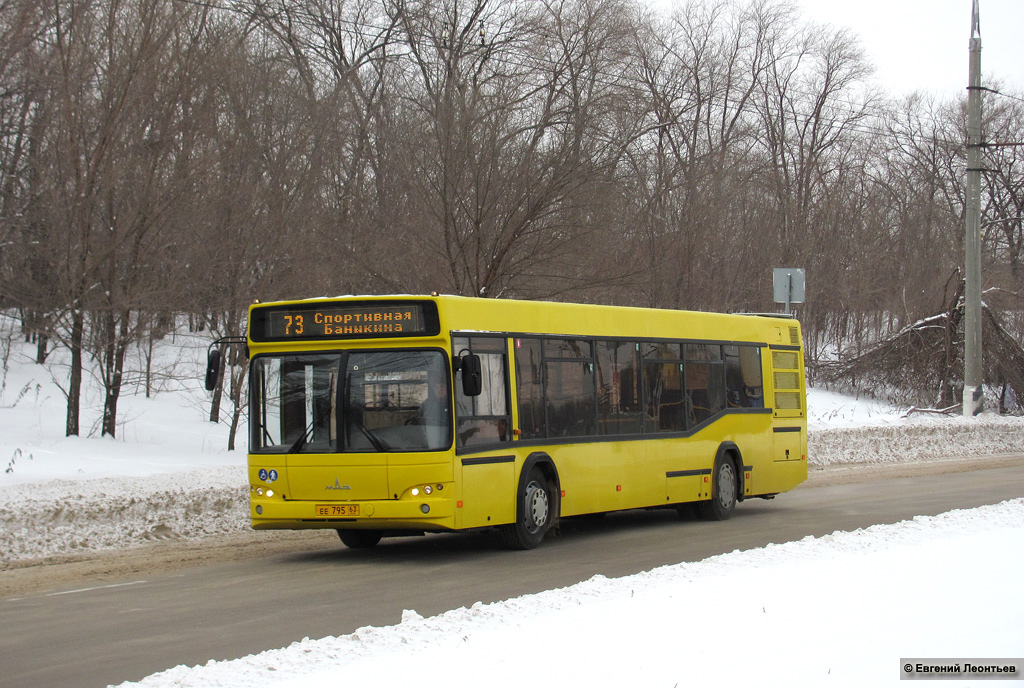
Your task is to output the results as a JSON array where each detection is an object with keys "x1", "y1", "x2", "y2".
[{"x1": 250, "y1": 350, "x2": 451, "y2": 453}]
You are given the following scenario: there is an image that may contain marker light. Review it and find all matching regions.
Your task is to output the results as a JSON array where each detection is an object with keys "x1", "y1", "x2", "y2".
[{"x1": 420, "y1": 504, "x2": 430, "y2": 514}]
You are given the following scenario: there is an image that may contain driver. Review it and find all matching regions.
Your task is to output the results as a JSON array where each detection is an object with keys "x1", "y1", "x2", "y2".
[{"x1": 418, "y1": 377, "x2": 451, "y2": 425}]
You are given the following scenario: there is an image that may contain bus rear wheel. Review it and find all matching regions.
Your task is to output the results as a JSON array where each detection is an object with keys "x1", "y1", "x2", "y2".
[
  {"x1": 337, "y1": 529, "x2": 382, "y2": 549},
  {"x1": 501, "y1": 468, "x2": 555, "y2": 550},
  {"x1": 697, "y1": 455, "x2": 737, "y2": 521}
]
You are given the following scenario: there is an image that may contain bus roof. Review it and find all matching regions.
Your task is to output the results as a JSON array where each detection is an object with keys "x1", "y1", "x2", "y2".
[{"x1": 247, "y1": 294, "x2": 801, "y2": 349}]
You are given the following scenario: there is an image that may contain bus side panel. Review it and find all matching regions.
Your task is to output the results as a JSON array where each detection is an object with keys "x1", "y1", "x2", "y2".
[
  {"x1": 760, "y1": 428, "x2": 807, "y2": 494},
  {"x1": 758, "y1": 457, "x2": 807, "y2": 494},
  {"x1": 656, "y1": 435, "x2": 718, "y2": 504},
  {"x1": 773, "y1": 428, "x2": 803, "y2": 462},
  {"x1": 458, "y1": 459, "x2": 516, "y2": 529},
  {"x1": 552, "y1": 439, "x2": 672, "y2": 516},
  {"x1": 666, "y1": 471, "x2": 705, "y2": 504},
  {"x1": 715, "y1": 415, "x2": 774, "y2": 499}
]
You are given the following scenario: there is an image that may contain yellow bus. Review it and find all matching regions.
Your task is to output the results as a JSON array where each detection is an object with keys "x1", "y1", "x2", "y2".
[{"x1": 216, "y1": 294, "x2": 807, "y2": 549}]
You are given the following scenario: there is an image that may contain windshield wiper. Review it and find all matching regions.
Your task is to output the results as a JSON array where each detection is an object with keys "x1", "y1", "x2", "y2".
[
  {"x1": 287, "y1": 422, "x2": 313, "y2": 454},
  {"x1": 342, "y1": 399, "x2": 389, "y2": 452},
  {"x1": 287, "y1": 404, "x2": 334, "y2": 454}
]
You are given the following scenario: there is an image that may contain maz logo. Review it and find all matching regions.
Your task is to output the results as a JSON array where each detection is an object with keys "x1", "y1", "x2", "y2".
[{"x1": 325, "y1": 478, "x2": 351, "y2": 491}]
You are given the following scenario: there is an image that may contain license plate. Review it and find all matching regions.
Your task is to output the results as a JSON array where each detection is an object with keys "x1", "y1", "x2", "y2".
[{"x1": 315, "y1": 504, "x2": 360, "y2": 517}]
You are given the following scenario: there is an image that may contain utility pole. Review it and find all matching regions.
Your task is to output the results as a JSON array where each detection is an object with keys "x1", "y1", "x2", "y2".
[{"x1": 963, "y1": 0, "x2": 984, "y2": 417}]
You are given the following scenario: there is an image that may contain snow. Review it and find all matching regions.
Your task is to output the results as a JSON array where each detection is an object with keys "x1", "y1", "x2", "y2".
[
  {"x1": 1, "y1": 326, "x2": 1022, "y2": 687},
  {"x1": 115, "y1": 500, "x2": 1024, "y2": 688}
]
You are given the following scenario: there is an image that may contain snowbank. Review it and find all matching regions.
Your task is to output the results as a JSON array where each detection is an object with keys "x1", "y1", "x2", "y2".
[
  {"x1": 114, "y1": 499, "x2": 1024, "y2": 688},
  {"x1": 0, "y1": 467, "x2": 246, "y2": 561},
  {"x1": 809, "y1": 414, "x2": 1024, "y2": 465}
]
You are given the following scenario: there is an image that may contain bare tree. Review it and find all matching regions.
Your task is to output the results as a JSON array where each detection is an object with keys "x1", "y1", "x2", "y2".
[
  {"x1": 21, "y1": 0, "x2": 220, "y2": 436},
  {"x1": 0, "y1": 0, "x2": 53, "y2": 359},
  {"x1": 384, "y1": 0, "x2": 640, "y2": 298},
  {"x1": 623, "y1": 0, "x2": 782, "y2": 310},
  {"x1": 177, "y1": 18, "x2": 332, "y2": 447}
]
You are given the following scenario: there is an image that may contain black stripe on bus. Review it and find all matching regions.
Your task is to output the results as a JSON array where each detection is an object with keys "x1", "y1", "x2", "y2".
[
  {"x1": 461, "y1": 407, "x2": 774, "y2": 455},
  {"x1": 768, "y1": 344, "x2": 801, "y2": 351},
  {"x1": 462, "y1": 455, "x2": 516, "y2": 466},
  {"x1": 773, "y1": 426, "x2": 802, "y2": 433},
  {"x1": 666, "y1": 469, "x2": 712, "y2": 478}
]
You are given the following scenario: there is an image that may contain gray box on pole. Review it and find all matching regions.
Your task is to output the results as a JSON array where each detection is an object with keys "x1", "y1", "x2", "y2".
[{"x1": 773, "y1": 268, "x2": 805, "y2": 312}]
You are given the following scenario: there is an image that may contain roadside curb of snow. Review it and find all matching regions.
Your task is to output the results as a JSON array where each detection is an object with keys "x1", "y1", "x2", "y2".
[
  {"x1": 2, "y1": 417, "x2": 1022, "y2": 562},
  {"x1": 0, "y1": 466, "x2": 248, "y2": 562},
  {"x1": 808, "y1": 415, "x2": 1024, "y2": 466}
]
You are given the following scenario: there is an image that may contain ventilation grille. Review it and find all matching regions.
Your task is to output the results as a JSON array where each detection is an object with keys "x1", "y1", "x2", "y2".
[
  {"x1": 772, "y1": 351, "x2": 798, "y2": 369},
  {"x1": 774, "y1": 371, "x2": 800, "y2": 390},
  {"x1": 771, "y1": 347, "x2": 803, "y2": 417},
  {"x1": 774, "y1": 391, "x2": 802, "y2": 410}
]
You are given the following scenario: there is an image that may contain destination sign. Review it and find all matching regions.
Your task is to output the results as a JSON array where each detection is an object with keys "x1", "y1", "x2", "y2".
[{"x1": 250, "y1": 301, "x2": 440, "y2": 342}]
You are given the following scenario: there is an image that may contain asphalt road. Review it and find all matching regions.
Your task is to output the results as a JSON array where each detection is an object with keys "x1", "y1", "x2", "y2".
[{"x1": 2, "y1": 459, "x2": 1022, "y2": 688}]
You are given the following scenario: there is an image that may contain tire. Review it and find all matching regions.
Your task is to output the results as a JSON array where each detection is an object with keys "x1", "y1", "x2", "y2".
[
  {"x1": 697, "y1": 454, "x2": 737, "y2": 521},
  {"x1": 500, "y1": 467, "x2": 555, "y2": 550},
  {"x1": 337, "y1": 529, "x2": 383, "y2": 549}
]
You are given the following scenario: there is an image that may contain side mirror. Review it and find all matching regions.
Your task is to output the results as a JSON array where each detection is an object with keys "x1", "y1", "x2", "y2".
[
  {"x1": 205, "y1": 349, "x2": 221, "y2": 391},
  {"x1": 460, "y1": 353, "x2": 482, "y2": 397}
]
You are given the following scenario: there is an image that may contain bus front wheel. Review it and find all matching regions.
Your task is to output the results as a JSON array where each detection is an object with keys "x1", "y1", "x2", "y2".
[
  {"x1": 337, "y1": 529, "x2": 383, "y2": 549},
  {"x1": 501, "y1": 468, "x2": 555, "y2": 550},
  {"x1": 697, "y1": 455, "x2": 737, "y2": 521}
]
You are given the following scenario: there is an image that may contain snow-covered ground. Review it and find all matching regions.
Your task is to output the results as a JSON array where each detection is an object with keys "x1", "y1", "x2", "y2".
[
  {"x1": 1, "y1": 324, "x2": 1022, "y2": 687},
  {"x1": 117, "y1": 500, "x2": 1024, "y2": 688}
]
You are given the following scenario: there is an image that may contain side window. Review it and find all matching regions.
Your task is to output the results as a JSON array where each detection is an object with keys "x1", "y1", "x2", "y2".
[
  {"x1": 454, "y1": 336, "x2": 510, "y2": 448},
  {"x1": 642, "y1": 343, "x2": 685, "y2": 432},
  {"x1": 514, "y1": 337, "x2": 597, "y2": 439},
  {"x1": 685, "y1": 344, "x2": 725, "y2": 425},
  {"x1": 724, "y1": 345, "x2": 764, "y2": 408},
  {"x1": 595, "y1": 341, "x2": 642, "y2": 434},
  {"x1": 545, "y1": 360, "x2": 596, "y2": 437},
  {"x1": 515, "y1": 338, "x2": 545, "y2": 439},
  {"x1": 544, "y1": 339, "x2": 596, "y2": 438}
]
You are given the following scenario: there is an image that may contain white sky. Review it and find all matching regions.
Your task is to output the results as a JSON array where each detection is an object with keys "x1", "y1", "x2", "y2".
[{"x1": 795, "y1": 0, "x2": 1024, "y2": 99}]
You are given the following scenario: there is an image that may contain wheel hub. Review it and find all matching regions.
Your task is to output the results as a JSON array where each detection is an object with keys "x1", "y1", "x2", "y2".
[
  {"x1": 526, "y1": 481, "x2": 549, "y2": 530},
  {"x1": 718, "y1": 463, "x2": 736, "y2": 508}
]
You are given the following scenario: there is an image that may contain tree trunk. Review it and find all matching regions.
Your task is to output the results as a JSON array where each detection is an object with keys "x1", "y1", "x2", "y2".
[
  {"x1": 101, "y1": 310, "x2": 130, "y2": 438},
  {"x1": 227, "y1": 359, "x2": 246, "y2": 451},
  {"x1": 65, "y1": 309, "x2": 84, "y2": 437}
]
